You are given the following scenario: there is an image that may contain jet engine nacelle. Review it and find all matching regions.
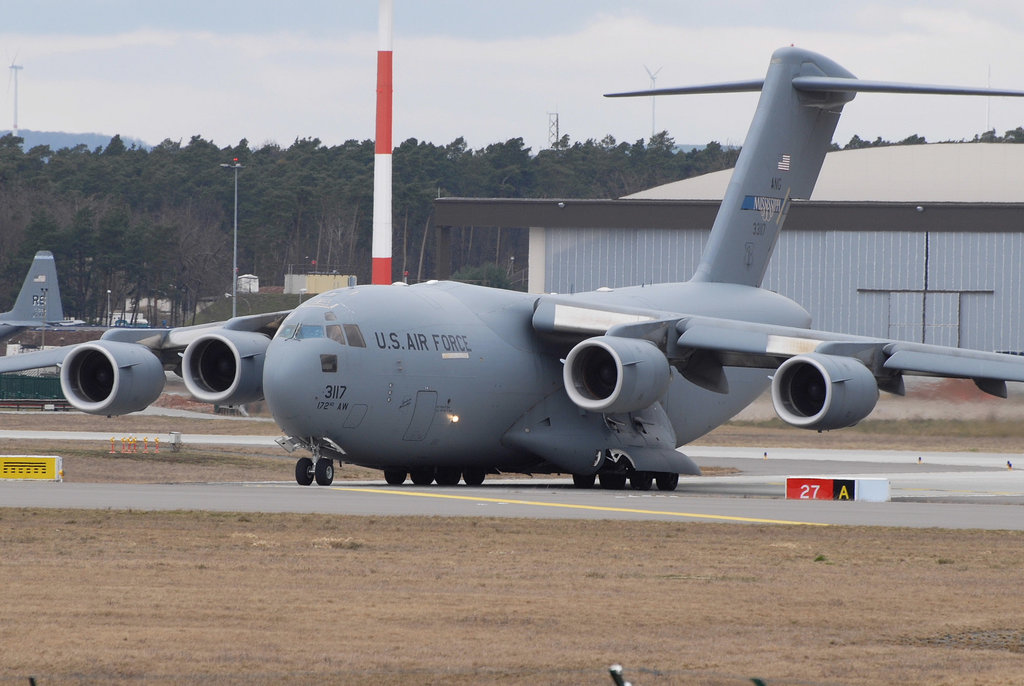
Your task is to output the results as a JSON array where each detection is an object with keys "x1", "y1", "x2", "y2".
[
  {"x1": 60, "y1": 340, "x2": 165, "y2": 415},
  {"x1": 563, "y1": 335, "x2": 671, "y2": 414},
  {"x1": 182, "y1": 330, "x2": 270, "y2": 405},
  {"x1": 771, "y1": 353, "x2": 879, "y2": 430}
]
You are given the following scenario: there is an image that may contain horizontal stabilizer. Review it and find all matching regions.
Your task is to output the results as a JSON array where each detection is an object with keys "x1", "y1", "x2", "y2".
[
  {"x1": 791, "y1": 76, "x2": 1024, "y2": 98},
  {"x1": 605, "y1": 79, "x2": 764, "y2": 98},
  {"x1": 607, "y1": 77, "x2": 1024, "y2": 100}
]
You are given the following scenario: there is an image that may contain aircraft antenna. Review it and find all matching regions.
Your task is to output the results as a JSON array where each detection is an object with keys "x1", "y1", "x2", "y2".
[
  {"x1": 644, "y1": 65, "x2": 662, "y2": 139},
  {"x1": 9, "y1": 59, "x2": 23, "y2": 136}
]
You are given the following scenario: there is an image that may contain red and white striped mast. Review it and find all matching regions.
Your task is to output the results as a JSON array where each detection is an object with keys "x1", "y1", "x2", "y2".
[{"x1": 371, "y1": 0, "x2": 394, "y2": 285}]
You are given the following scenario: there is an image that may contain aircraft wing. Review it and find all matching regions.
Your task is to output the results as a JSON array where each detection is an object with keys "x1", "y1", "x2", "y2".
[
  {"x1": 672, "y1": 316, "x2": 1024, "y2": 397},
  {"x1": 0, "y1": 310, "x2": 292, "y2": 415},
  {"x1": 100, "y1": 310, "x2": 290, "y2": 348},
  {"x1": 96, "y1": 310, "x2": 292, "y2": 366},
  {"x1": 0, "y1": 346, "x2": 75, "y2": 374},
  {"x1": 0, "y1": 310, "x2": 291, "y2": 374},
  {"x1": 534, "y1": 296, "x2": 1024, "y2": 399}
]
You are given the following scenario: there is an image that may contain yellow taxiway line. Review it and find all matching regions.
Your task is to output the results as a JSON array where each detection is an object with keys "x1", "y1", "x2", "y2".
[{"x1": 330, "y1": 486, "x2": 830, "y2": 526}]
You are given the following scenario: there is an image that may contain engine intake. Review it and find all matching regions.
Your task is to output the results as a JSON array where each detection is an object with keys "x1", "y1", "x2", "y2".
[
  {"x1": 563, "y1": 335, "x2": 670, "y2": 414},
  {"x1": 771, "y1": 353, "x2": 878, "y2": 430},
  {"x1": 182, "y1": 330, "x2": 270, "y2": 405},
  {"x1": 60, "y1": 341, "x2": 165, "y2": 415}
]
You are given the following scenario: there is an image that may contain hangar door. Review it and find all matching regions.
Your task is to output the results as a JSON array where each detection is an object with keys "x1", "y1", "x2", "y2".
[{"x1": 887, "y1": 292, "x2": 960, "y2": 347}]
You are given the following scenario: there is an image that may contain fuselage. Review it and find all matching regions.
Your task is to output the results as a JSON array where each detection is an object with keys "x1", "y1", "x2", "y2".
[{"x1": 262, "y1": 280, "x2": 810, "y2": 473}]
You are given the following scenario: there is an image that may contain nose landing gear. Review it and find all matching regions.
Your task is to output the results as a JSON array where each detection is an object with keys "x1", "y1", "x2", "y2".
[
  {"x1": 295, "y1": 457, "x2": 314, "y2": 485},
  {"x1": 314, "y1": 458, "x2": 334, "y2": 485},
  {"x1": 294, "y1": 454, "x2": 335, "y2": 486}
]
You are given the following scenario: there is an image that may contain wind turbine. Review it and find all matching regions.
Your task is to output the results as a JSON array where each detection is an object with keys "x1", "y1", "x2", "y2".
[{"x1": 643, "y1": 64, "x2": 659, "y2": 139}]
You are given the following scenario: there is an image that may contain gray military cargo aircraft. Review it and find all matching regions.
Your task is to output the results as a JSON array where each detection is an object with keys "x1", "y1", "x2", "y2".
[
  {"x1": 0, "y1": 251, "x2": 66, "y2": 344},
  {"x1": 2, "y1": 46, "x2": 1024, "y2": 490}
]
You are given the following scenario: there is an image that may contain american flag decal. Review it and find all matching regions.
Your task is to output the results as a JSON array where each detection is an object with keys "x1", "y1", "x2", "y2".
[{"x1": 777, "y1": 154, "x2": 791, "y2": 171}]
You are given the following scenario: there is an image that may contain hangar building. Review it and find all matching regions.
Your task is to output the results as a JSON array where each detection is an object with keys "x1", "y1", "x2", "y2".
[{"x1": 434, "y1": 143, "x2": 1024, "y2": 353}]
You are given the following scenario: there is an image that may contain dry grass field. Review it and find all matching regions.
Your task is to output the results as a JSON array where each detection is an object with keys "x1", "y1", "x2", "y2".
[
  {"x1": 2, "y1": 383, "x2": 1024, "y2": 685},
  {"x1": 2, "y1": 511, "x2": 1023, "y2": 685}
]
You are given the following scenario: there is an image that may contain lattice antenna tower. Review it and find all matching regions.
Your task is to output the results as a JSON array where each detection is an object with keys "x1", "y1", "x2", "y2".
[
  {"x1": 644, "y1": 65, "x2": 662, "y2": 139},
  {"x1": 547, "y1": 111, "x2": 559, "y2": 148},
  {"x1": 9, "y1": 58, "x2": 23, "y2": 136}
]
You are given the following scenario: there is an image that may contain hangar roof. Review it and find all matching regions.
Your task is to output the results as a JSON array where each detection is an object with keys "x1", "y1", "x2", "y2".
[{"x1": 626, "y1": 143, "x2": 1024, "y2": 202}]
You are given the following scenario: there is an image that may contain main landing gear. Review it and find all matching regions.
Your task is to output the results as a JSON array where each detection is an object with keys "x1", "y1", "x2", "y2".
[
  {"x1": 382, "y1": 467, "x2": 489, "y2": 486},
  {"x1": 571, "y1": 471, "x2": 679, "y2": 491},
  {"x1": 295, "y1": 456, "x2": 334, "y2": 486}
]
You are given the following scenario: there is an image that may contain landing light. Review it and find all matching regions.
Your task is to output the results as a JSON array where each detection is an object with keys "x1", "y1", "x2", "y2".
[{"x1": 448, "y1": 414, "x2": 460, "y2": 424}]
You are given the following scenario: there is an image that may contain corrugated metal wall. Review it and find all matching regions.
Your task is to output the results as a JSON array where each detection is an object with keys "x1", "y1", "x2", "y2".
[{"x1": 545, "y1": 228, "x2": 1024, "y2": 352}]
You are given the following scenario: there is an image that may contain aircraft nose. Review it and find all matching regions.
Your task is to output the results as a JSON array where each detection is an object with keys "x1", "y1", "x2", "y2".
[{"x1": 263, "y1": 340, "x2": 312, "y2": 426}]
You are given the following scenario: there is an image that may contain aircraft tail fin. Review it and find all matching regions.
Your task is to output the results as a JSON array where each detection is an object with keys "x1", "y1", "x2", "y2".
[
  {"x1": 607, "y1": 46, "x2": 1024, "y2": 288},
  {"x1": 1, "y1": 251, "x2": 65, "y2": 325}
]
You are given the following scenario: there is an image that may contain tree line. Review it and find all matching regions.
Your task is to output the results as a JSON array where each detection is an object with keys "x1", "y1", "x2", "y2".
[
  {"x1": 0, "y1": 131, "x2": 736, "y2": 325},
  {"x1": 0, "y1": 125, "x2": 1019, "y2": 325}
]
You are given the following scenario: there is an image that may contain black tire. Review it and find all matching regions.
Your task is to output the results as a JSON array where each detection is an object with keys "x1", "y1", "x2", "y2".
[
  {"x1": 314, "y1": 458, "x2": 334, "y2": 486},
  {"x1": 295, "y1": 457, "x2": 314, "y2": 486},
  {"x1": 629, "y1": 471, "x2": 654, "y2": 491},
  {"x1": 655, "y1": 472, "x2": 680, "y2": 491},
  {"x1": 409, "y1": 468, "x2": 435, "y2": 485},
  {"x1": 572, "y1": 473, "x2": 596, "y2": 489},
  {"x1": 435, "y1": 467, "x2": 461, "y2": 486},
  {"x1": 599, "y1": 472, "x2": 627, "y2": 490},
  {"x1": 462, "y1": 468, "x2": 486, "y2": 486},
  {"x1": 383, "y1": 469, "x2": 406, "y2": 485}
]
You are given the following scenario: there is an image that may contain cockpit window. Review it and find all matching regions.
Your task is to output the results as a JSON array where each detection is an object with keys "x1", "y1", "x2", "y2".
[
  {"x1": 276, "y1": 324, "x2": 297, "y2": 340},
  {"x1": 326, "y1": 324, "x2": 346, "y2": 344},
  {"x1": 343, "y1": 324, "x2": 366, "y2": 348},
  {"x1": 324, "y1": 311, "x2": 338, "y2": 322},
  {"x1": 296, "y1": 324, "x2": 325, "y2": 339}
]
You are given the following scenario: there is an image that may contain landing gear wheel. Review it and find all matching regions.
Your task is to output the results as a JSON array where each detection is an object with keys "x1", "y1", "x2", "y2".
[
  {"x1": 629, "y1": 471, "x2": 654, "y2": 491},
  {"x1": 599, "y1": 472, "x2": 627, "y2": 490},
  {"x1": 462, "y1": 468, "x2": 486, "y2": 486},
  {"x1": 572, "y1": 473, "x2": 596, "y2": 489},
  {"x1": 435, "y1": 467, "x2": 462, "y2": 486},
  {"x1": 314, "y1": 458, "x2": 334, "y2": 486},
  {"x1": 295, "y1": 457, "x2": 314, "y2": 486},
  {"x1": 409, "y1": 468, "x2": 435, "y2": 485},
  {"x1": 384, "y1": 469, "x2": 406, "y2": 485},
  {"x1": 655, "y1": 472, "x2": 679, "y2": 491}
]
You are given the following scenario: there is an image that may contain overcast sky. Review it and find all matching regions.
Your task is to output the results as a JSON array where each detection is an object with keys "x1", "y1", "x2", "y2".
[{"x1": 3, "y1": 1, "x2": 1024, "y2": 152}]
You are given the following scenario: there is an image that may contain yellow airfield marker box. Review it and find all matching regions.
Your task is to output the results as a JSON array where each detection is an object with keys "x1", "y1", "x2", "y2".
[{"x1": 0, "y1": 455, "x2": 63, "y2": 481}]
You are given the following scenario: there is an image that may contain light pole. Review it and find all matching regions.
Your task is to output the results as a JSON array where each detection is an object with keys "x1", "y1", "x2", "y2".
[
  {"x1": 106, "y1": 289, "x2": 111, "y2": 326},
  {"x1": 220, "y1": 158, "x2": 243, "y2": 318}
]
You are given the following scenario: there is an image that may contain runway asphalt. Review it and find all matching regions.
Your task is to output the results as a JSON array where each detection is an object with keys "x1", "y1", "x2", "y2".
[{"x1": 1, "y1": 433, "x2": 1022, "y2": 529}]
